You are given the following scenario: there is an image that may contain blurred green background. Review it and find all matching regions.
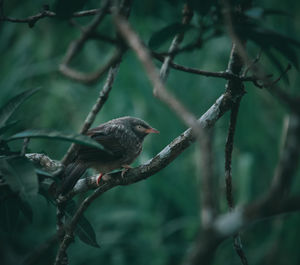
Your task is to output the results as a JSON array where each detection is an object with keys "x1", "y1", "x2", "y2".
[{"x1": 0, "y1": 0, "x2": 300, "y2": 265}]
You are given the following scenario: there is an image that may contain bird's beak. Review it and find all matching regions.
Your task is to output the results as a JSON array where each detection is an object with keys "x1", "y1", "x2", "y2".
[{"x1": 145, "y1": 128, "x2": 160, "y2": 134}]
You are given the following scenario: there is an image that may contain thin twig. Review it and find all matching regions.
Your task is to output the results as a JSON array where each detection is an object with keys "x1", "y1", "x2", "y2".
[
  {"x1": 225, "y1": 100, "x2": 240, "y2": 210},
  {"x1": 242, "y1": 49, "x2": 262, "y2": 77},
  {"x1": 21, "y1": 137, "x2": 30, "y2": 156},
  {"x1": 225, "y1": 99, "x2": 249, "y2": 265},
  {"x1": 61, "y1": 1, "x2": 109, "y2": 66},
  {"x1": 159, "y1": 4, "x2": 193, "y2": 80},
  {"x1": 59, "y1": 50, "x2": 123, "y2": 85},
  {"x1": 59, "y1": 0, "x2": 113, "y2": 84},
  {"x1": 221, "y1": 2, "x2": 249, "y2": 264},
  {"x1": 264, "y1": 64, "x2": 292, "y2": 88},
  {"x1": 0, "y1": 8, "x2": 111, "y2": 27},
  {"x1": 153, "y1": 52, "x2": 259, "y2": 84}
]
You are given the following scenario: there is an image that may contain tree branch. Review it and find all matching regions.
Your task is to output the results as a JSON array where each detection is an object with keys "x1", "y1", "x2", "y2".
[
  {"x1": 225, "y1": 100, "x2": 241, "y2": 210},
  {"x1": 225, "y1": 99, "x2": 249, "y2": 265},
  {"x1": 0, "y1": 7, "x2": 111, "y2": 28},
  {"x1": 59, "y1": 50, "x2": 123, "y2": 85},
  {"x1": 58, "y1": 0, "x2": 115, "y2": 84},
  {"x1": 152, "y1": 52, "x2": 260, "y2": 84}
]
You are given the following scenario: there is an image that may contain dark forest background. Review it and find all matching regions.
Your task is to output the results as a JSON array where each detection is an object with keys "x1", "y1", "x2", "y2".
[{"x1": 0, "y1": 0, "x2": 300, "y2": 265}]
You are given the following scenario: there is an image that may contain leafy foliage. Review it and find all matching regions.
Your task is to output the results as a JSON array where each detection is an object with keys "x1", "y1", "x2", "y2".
[
  {"x1": 0, "y1": 87, "x2": 40, "y2": 129},
  {"x1": 0, "y1": 1, "x2": 300, "y2": 265},
  {"x1": 65, "y1": 200, "x2": 100, "y2": 248},
  {"x1": 237, "y1": 23, "x2": 300, "y2": 70},
  {"x1": 8, "y1": 130, "x2": 107, "y2": 150},
  {"x1": 0, "y1": 156, "x2": 38, "y2": 199}
]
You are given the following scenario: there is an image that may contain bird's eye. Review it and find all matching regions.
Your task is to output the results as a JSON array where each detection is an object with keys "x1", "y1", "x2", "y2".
[{"x1": 136, "y1": 125, "x2": 143, "y2": 130}]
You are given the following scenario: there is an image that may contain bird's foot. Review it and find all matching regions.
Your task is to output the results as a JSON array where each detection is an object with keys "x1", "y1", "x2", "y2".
[
  {"x1": 121, "y1": 164, "x2": 132, "y2": 178},
  {"x1": 97, "y1": 173, "x2": 103, "y2": 185}
]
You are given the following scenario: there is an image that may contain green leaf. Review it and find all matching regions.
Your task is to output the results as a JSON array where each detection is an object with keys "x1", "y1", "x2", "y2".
[
  {"x1": 35, "y1": 168, "x2": 54, "y2": 178},
  {"x1": 245, "y1": 7, "x2": 291, "y2": 19},
  {"x1": 0, "y1": 156, "x2": 38, "y2": 199},
  {"x1": 0, "y1": 87, "x2": 40, "y2": 128},
  {"x1": 245, "y1": 7, "x2": 264, "y2": 19},
  {"x1": 255, "y1": 28, "x2": 299, "y2": 69},
  {"x1": 74, "y1": 215, "x2": 101, "y2": 248},
  {"x1": 54, "y1": 0, "x2": 87, "y2": 19},
  {"x1": 263, "y1": 49, "x2": 289, "y2": 83},
  {"x1": 0, "y1": 120, "x2": 19, "y2": 135},
  {"x1": 238, "y1": 24, "x2": 300, "y2": 70},
  {"x1": 149, "y1": 23, "x2": 194, "y2": 49},
  {"x1": 65, "y1": 200, "x2": 100, "y2": 248},
  {"x1": 7, "y1": 130, "x2": 107, "y2": 151},
  {"x1": 18, "y1": 197, "x2": 33, "y2": 222}
]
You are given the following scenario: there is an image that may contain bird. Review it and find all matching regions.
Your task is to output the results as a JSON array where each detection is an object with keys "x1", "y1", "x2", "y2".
[{"x1": 58, "y1": 116, "x2": 159, "y2": 195}]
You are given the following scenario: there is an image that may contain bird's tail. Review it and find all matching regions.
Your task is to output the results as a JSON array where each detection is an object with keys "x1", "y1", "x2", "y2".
[{"x1": 57, "y1": 162, "x2": 88, "y2": 195}]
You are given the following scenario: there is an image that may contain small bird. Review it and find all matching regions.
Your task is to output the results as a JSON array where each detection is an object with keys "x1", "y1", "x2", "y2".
[{"x1": 58, "y1": 116, "x2": 159, "y2": 195}]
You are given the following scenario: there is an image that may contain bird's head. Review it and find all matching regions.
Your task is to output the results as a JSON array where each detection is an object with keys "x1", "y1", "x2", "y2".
[{"x1": 120, "y1": 116, "x2": 159, "y2": 140}]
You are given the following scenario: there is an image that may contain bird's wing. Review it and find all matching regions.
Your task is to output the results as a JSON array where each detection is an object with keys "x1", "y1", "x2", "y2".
[{"x1": 76, "y1": 125, "x2": 126, "y2": 163}]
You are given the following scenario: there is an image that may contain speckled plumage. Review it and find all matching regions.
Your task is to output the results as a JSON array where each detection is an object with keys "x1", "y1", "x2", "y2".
[{"x1": 59, "y1": 116, "x2": 158, "y2": 195}]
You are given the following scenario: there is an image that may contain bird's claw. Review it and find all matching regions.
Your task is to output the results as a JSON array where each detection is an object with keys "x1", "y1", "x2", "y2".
[{"x1": 121, "y1": 164, "x2": 132, "y2": 178}]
